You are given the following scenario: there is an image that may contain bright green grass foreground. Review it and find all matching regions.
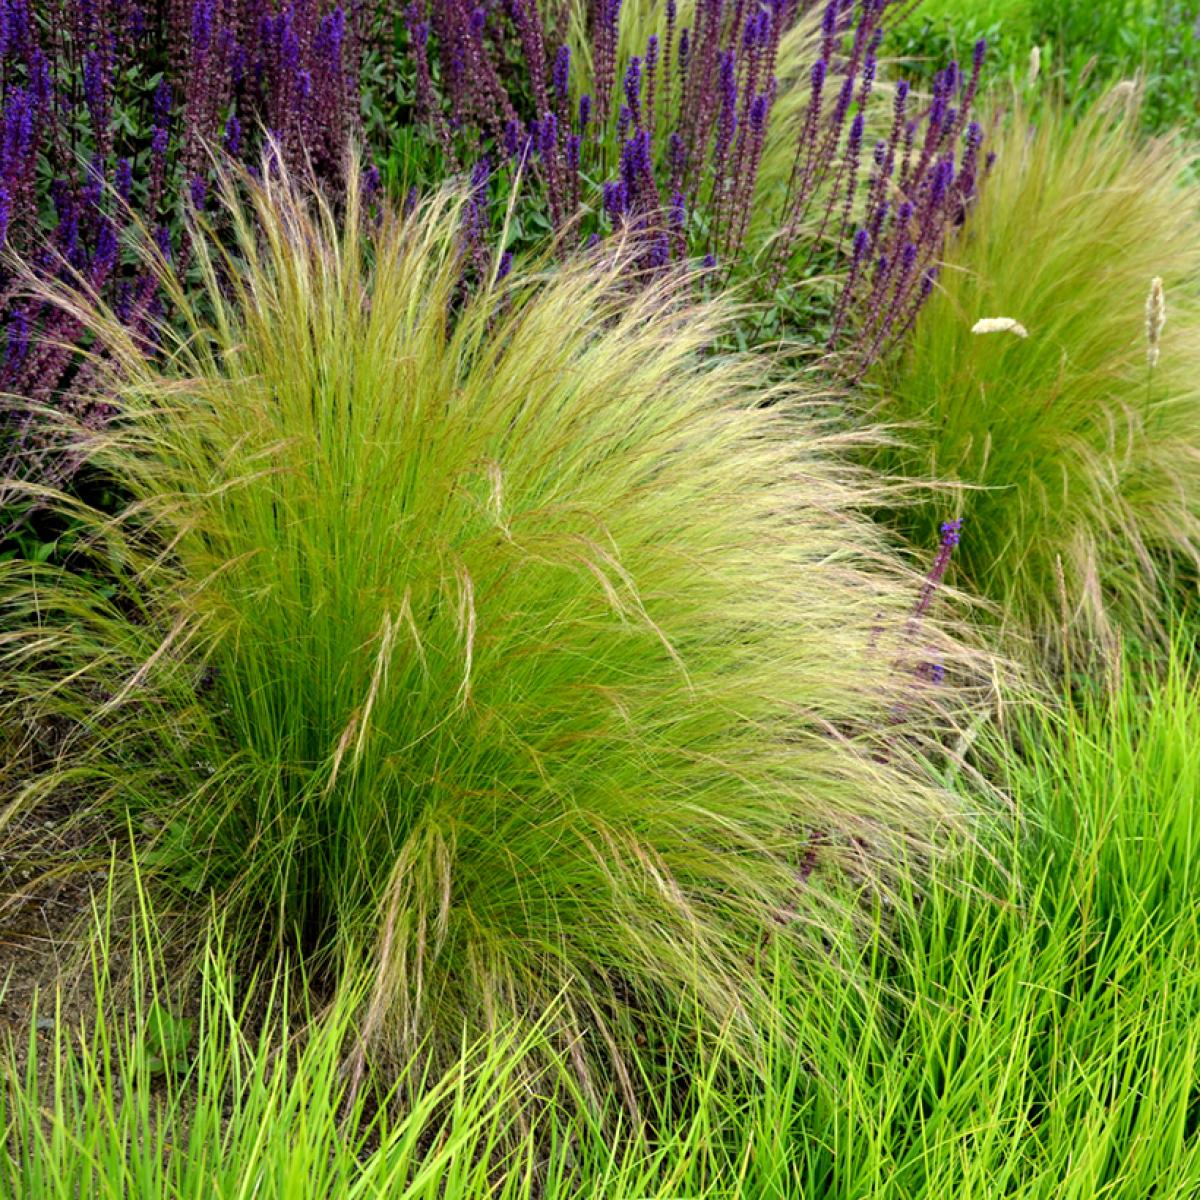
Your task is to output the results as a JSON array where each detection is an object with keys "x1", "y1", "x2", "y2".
[{"x1": 5, "y1": 637, "x2": 1199, "y2": 1196}]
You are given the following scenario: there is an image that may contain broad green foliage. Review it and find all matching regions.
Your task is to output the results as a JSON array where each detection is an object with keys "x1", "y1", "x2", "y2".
[
  {"x1": 866, "y1": 99, "x2": 1200, "y2": 665},
  {"x1": 893, "y1": 0, "x2": 1200, "y2": 137},
  {"x1": 0, "y1": 156, "x2": 971, "y2": 1093}
]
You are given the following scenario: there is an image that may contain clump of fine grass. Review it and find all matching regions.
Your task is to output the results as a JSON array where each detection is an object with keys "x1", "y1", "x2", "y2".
[
  {"x1": 0, "y1": 151, "x2": 976, "y2": 1096},
  {"x1": 865, "y1": 96, "x2": 1200, "y2": 668}
]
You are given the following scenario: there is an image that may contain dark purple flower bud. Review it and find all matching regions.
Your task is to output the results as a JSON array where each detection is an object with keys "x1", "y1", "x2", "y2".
[
  {"x1": 940, "y1": 518, "x2": 963, "y2": 548},
  {"x1": 617, "y1": 104, "x2": 631, "y2": 140},
  {"x1": 565, "y1": 132, "x2": 581, "y2": 171},
  {"x1": 894, "y1": 79, "x2": 909, "y2": 115},
  {"x1": 224, "y1": 113, "x2": 242, "y2": 156},
  {"x1": 750, "y1": 93, "x2": 768, "y2": 134},
  {"x1": 646, "y1": 34, "x2": 658, "y2": 71},
  {"x1": 115, "y1": 158, "x2": 133, "y2": 203},
  {"x1": 851, "y1": 227, "x2": 869, "y2": 261},
  {"x1": 4, "y1": 309, "x2": 29, "y2": 373},
  {"x1": 578, "y1": 94, "x2": 592, "y2": 129},
  {"x1": 0, "y1": 186, "x2": 9, "y2": 245},
  {"x1": 897, "y1": 201, "x2": 914, "y2": 225},
  {"x1": 679, "y1": 28, "x2": 690, "y2": 73},
  {"x1": 821, "y1": 0, "x2": 837, "y2": 39},
  {"x1": 153, "y1": 81, "x2": 172, "y2": 128},
  {"x1": 470, "y1": 155, "x2": 491, "y2": 195},
  {"x1": 470, "y1": 6, "x2": 485, "y2": 35},
  {"x1": 669, "y1": 190, "x2": 685, "y2": 227},
  {"x1": 848, "y1": 112, "x2": 864, "y2": 150},
  {"x1": 497, "y1": 250, "x2": 513, "y2": 279},
  {"x1": 83, "y1": 51, "x2": 107, "y2": 127},
  {"x1": 154, "y1": 223, "x2": 173, "y2": 264},
  {"x1": 931, "y1": 156, "x2": 954, "y2": 206},
  {"x1": 811, "y1": 59, "x2": 826, "y2": 96},
  {"x1": 973, "y1": 38, "x2": 987, "y2": 69},
  {"x1": 602, "y1": 179, "x2": 626, "y2": 220},
  {"x1": 93, "y1": 219, "x2": 119, "y2": 277},
  {"x1": 553, "y1": 44, "x2": 570, "y2": 101},
  {"x1": 190, "y1": 176, "x2": 207, "y2": 211},
  {"x1": 191, "y1": 0, "x2": 214, "y2": 55},
  {"x1": 966, "y1": 120, "x2": 983, "y2": 149},
  {"x1": 668, "y1": 132, "x2": 684, "y2": 174},
  {"x1": 624, "y1": 55, "x2": 642, "y2": 116},
  {"x1": 503, "y1": 119, "x2": 524, "y2": 160},
  {"x1": 317, "y1": 7, "x2": 346, "y2": 61},
  {"x1": 538, "y1": 111, "x2": 557, "y2": 156},
  {"x1": 702, "y1": 252, "x2": 716, "y2": 269}
]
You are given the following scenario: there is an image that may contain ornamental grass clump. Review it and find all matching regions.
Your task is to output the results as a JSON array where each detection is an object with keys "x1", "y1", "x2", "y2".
[
  {"x1": 1, "y1": 153, "x2": 973, "y2": 1092},
  {"x1": 866, "y1": 98, "x2": 1200, "y2": 666}
]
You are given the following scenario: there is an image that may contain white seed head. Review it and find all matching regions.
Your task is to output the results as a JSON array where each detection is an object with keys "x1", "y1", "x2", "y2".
[
  {"x1": 1146, "y1": 276, "x2": 1166, "y2": 367},
  {"x1": 972, "y1": 317, "x2": 1029, "y2": 338},
  {"x1": 1028, "y1": 45, "x2": 1041, "y2": 87},
  {"x1": 1100, "y1": 79, "x2": 1138, "y2": 115}
]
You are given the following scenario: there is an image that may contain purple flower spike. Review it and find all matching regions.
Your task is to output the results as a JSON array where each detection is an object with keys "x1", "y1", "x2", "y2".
[
  {"x1": 224, "y1": 113, "x2": 242, "y2": 156},
  {"x1": 115, "y1": 158, "x2": 133, "y2": 203},
  {"x1": 553, "y1": 45, "x2": 571, "y2": 102},
  {"x1": 624, "y1": 56, "x2": 642, "y2": 118}
]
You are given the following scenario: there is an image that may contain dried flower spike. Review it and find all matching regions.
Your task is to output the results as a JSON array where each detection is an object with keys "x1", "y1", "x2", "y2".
[
  {"x1": 972, "y1": 317, "x2": 1028, "y2": 338},
  {"x1": 1145, "y1": 275, "x2": 1166, "y2": 367}
]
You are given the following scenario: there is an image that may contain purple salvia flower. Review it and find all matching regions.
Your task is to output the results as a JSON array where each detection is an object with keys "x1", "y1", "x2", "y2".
[
  {"x1": 602, "y1": 180, "x2": 626, "y2": 221},
  {"x1": 224, "y1": 113, "x2": 242, "y2": 156},
  {"x1": 538, "y1": 111, "x2": 557, "y2": 156},
  {"x1": 750, "y1": 93, "x2": 768, "y2": 134},
  {"x1": 553, "y1": 45, "x2": 570, "y2": 103},
  {"x1": 624, "y1": 56, "x2": 642, "y2": 124},
  {"x1": 191, "y1": 0, "x2": 214, "y2": 55},
  {"x1": 114, "y1": 158, "x2": 133, "y2": 204},
  {"x1": 504, "y1": 120, "x2": 524, "y2": 160},
  {"x1": 578, "y1": 94, "x2": 591, "y2": 130},
  {"x1": 3, "y1": 309, "x2": 29, "y2": 375}
]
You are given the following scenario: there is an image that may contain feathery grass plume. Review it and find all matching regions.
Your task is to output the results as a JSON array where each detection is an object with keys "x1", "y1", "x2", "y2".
[
  {"x1": 971, "y1": 317, "x2": 1028, "y2": 337},
  {"x1": 1145, "y1": 274, "x2": 1166, "y2": 367},
  {"x1": 0, "y1": 150, "x2": 976, "y2": 1097},
  {"x1": 865, "y1": 97, "x2": 1200, "y2": 668}
]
